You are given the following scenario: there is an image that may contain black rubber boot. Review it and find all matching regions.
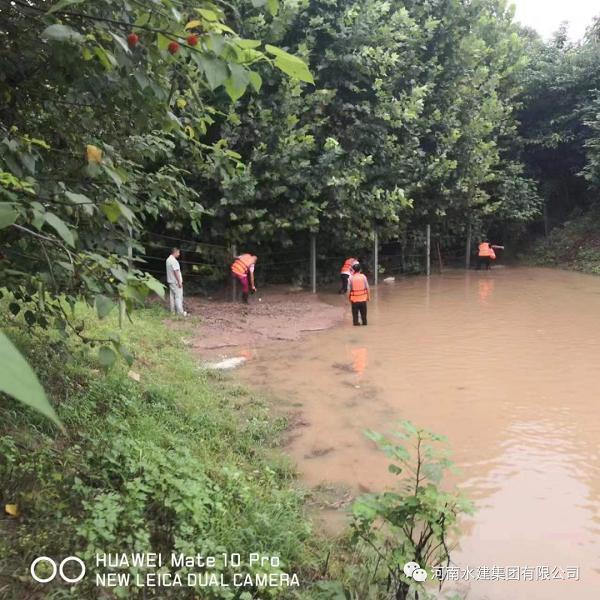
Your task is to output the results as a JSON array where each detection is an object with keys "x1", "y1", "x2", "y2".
[{"x1": 242, "y1": 292, "x2": 249, "y2": 304}]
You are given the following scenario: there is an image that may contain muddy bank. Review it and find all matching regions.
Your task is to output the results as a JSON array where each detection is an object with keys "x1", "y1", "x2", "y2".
[{"x1": 168, "y1": 289, "x2": 345, "y2": 359}]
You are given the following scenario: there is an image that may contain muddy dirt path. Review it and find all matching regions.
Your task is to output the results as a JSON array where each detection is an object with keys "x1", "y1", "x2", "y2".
[{"x1": 168, "y1": 289, "x2": 345, "y2": 361}]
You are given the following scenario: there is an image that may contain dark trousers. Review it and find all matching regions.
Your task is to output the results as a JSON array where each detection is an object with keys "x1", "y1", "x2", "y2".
[
  {"x1": 477, "y1": 256, "x2": 492, "y2": 270},
  {"x1": 352, "y1": 302, "x2": 367, "y2": 326},
  {"x1": 339, "y1": 273, "x2": 350, "y2": 293}
]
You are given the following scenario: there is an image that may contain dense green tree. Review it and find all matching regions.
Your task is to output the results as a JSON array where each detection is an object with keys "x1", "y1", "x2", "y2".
[
  {"x1": 0, "y1": 0, "x2": 311, "y2": 370},
  {"x1": 583, "y1": 93, "x2": 600, "y2": 190},
  {"x1": 192, "y1": 0, "x2": 539, "y2": 259},
  {"x1": 516, "y1": 24, "x2": 600, "y2": 231}
]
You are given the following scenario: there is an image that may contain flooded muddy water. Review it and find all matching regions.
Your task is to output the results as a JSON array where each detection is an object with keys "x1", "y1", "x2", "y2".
[{"x1": 238, "y1": 267, "x2": 600, "y2": 599}]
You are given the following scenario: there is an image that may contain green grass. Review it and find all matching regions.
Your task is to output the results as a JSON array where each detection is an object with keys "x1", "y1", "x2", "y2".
[{"x1": 0, "y1": 303, "x2": 326, "y2": 599}]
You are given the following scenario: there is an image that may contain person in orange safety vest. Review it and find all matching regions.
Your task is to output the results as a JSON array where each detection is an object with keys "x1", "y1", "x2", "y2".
[
  {"x1": 339, "y1": 257, "x2": 359, "y2": 294},
  {"x1": 477, "y1": 239, "x2": 505, "y2": 270},
  {"x1": 348, "y1": 262, "x2": 370, "y2": 326},
  {"x1": 231, "y1": 253, "x2": 257, "y2": 303}
]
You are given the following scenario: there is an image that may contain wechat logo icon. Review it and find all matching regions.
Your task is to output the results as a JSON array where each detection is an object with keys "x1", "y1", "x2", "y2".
[{"x1": 403, "y1": 561, "x2": 428, "y2": 583}]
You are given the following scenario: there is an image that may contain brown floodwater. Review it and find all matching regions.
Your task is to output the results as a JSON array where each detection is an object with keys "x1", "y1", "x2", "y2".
[{"x1": 237, "y1": 267, "x2": 600, "y2": 599}]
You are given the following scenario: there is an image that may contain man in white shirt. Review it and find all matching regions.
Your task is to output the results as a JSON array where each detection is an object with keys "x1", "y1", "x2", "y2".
[{"x1": 166, "y1": 247, "x2": 186, "y2": 315}]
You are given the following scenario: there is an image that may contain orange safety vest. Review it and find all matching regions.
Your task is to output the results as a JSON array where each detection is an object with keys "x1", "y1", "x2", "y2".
[
  {"x1": 349, "y1": 274, "x2": 369, "y2": 303},
  {"x1": 340, "y1": 258, "x2": 358, "y2": 274},
  {"x1": 478, "y1": 242, "x2": 496, "y2": 258},
  {"x1": 231, "y1": 254, "x2": 254, "y2": 276}
]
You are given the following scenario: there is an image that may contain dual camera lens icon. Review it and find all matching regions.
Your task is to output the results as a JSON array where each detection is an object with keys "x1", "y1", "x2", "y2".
[
  {"x1": 403, "y1": 561, "x2": 428, "y2": 583},
  {"x1": 30, "y1": 556, "x2": 86, "y2": 584}
]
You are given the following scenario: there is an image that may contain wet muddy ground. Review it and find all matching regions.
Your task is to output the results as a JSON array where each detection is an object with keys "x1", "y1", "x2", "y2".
[{"x1": 167, "y1": 289, "x2": 344, "y2": 360}]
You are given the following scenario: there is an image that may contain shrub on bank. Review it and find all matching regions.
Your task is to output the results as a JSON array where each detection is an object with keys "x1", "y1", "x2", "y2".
[{"x1": 526, "y1": 209, "x2": 600, "y2": 274}]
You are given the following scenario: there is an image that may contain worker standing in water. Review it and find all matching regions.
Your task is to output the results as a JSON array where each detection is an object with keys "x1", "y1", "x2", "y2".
[
  {"x1": 339, "y1": 257, "x2": 359, "y2": 294},
  {"x1": 477, "y1": 239, "x2": 505, "y2": 270},
  {"x1": 231, "y1": 253, "x2": 258, "y2": 303},
  {"x1": 348, "y1": 263, "x2": 370, "y2": 326}
]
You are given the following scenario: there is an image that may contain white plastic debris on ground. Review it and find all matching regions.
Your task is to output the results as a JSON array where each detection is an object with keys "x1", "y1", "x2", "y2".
[
  {"x1": 383, "y1": 277, "x2": 396, "y2": 283},
  {"x1": 127, "y1": 370, "x2": 141, "y2": 382},
  {"x1": 204, "y1": 357, "x2": 247, "y2": 370}
]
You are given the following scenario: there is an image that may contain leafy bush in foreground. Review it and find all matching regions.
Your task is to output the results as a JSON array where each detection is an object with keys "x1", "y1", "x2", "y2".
[{"x1": 312, "y1": 424, "x2": 472, "y2": 600}]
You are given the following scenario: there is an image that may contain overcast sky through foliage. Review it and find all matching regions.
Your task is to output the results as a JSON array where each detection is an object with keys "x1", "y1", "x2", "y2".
[{"x1": 511, "y1": 0, "x2": 599, "y2": 40}]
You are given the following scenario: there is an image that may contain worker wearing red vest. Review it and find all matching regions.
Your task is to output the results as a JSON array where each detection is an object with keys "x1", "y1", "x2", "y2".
[
  {"x1": 477, "y1": 240, "x2": 505, "y2": 270},
  {"x1": 231, "y1": 253, "x2": 257, "y2": 303},
  {"x1": 339, "y1": 257, "x2": 359, "y2": 294},
  {"x1": 348, "y1": 263, "x2": 370, "y2": 326}
]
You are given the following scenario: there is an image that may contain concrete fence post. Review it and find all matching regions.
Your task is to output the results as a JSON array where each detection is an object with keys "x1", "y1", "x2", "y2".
[
  {"x1": 426, "y1": 224, "x2": 431, "y2": 277},
  {"x1": 310, "y1": 233, "x2": 317, "y2": 294},
  {"x1": 231, "y1": 244, "x2": 237, "y2": 301},
  {"x1": 465, "y1": 223, "x2": 472, "y2": 270},
  {"x1": 373, "y1": 228, "x2": 379, "y2": 286}
]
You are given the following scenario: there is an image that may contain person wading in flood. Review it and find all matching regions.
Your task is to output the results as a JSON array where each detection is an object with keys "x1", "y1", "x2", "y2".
[
  {"x1": 348, "y1": 262, "x2": 370, "y2": 326},
  {"x1": 477, "y1": 239, "x2": 505, "y2": 270},
  {"x1": 339, "y1": 257, "x2": 359, "y2": 294},
  {"x1": 231, "y1": 253, "x2": 258, "y2": 304}
]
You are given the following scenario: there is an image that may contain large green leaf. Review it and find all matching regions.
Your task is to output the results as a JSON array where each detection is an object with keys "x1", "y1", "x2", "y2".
[
  {"x1": 65, "y1": 191, "x2": 94, "y2": 216},
  {"x1": 101, "y1": 200, "x2": 121, "y2": 223},
  {"x1": 98, "y1": 346, "x2": 117, "y2": 368},
  {"x1": 0, "y1": 203, "x2": 18, "y2": 229},
  {"x1": 110, "y1": 32, "x2": 131, "y2": 54},
  {"x1": 64, "y1": 191, "x2": 91, "y2": 205},
  {"x1": 47, "y1": 0, "x2": 85, "y2": 14},
  {"x1": 41, "y1": 24, "x2": 84, "y2": 43},
  {"x1": 0, "y1": 331, "x2": 62, "y2": 428},
  {"x1": 116, "y1": 201, "x2": 135, "y2": 223},
  {"x1": 95, "y1": 294, "x2": 116, "y2": 319},
  {"x1": 94, "y1": 46, "x2": 117, "y2": 70},
  {"x1": 197, "y1": 8, "x2": 218, "y2": 21},
  {"x1": 265, "y1": 45, "x2": 313, "y2": 84},
  {"x1": 224, "y1": 78, "x2": 248, "y2": 102},
  {"x1": 236, "y1": 39, "x2": 262, "y2": 49},
  {"x1": 225, "y1": 64, "x2": 249, "y2": 101},
  {"x1": 198, "y1": 57, "x2": 228, "y2": 91},
  {"x1": 143, "y1": 276, "x2": 165, "y2": 299},
  {"x1": 157, "y1": 33, "x2": 170, "y2": 52},
  {"x1": 44, "y1": 213, "x2": 75, "y2": 247},
  {"x1": 248, "y1": 71, "x2": 263, "y2": 93}
]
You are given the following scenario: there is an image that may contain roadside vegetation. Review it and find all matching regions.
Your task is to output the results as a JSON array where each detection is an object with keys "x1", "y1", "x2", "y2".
[
  {"x1": 526, "y1": 209, "x2": 600, "y2": 274},
  {"x1": 1, "y1": 304, "x2": 322, "y2": 598},
  {"x1": 516, "y1": 25, "x2": 600, "y2": 273}
]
